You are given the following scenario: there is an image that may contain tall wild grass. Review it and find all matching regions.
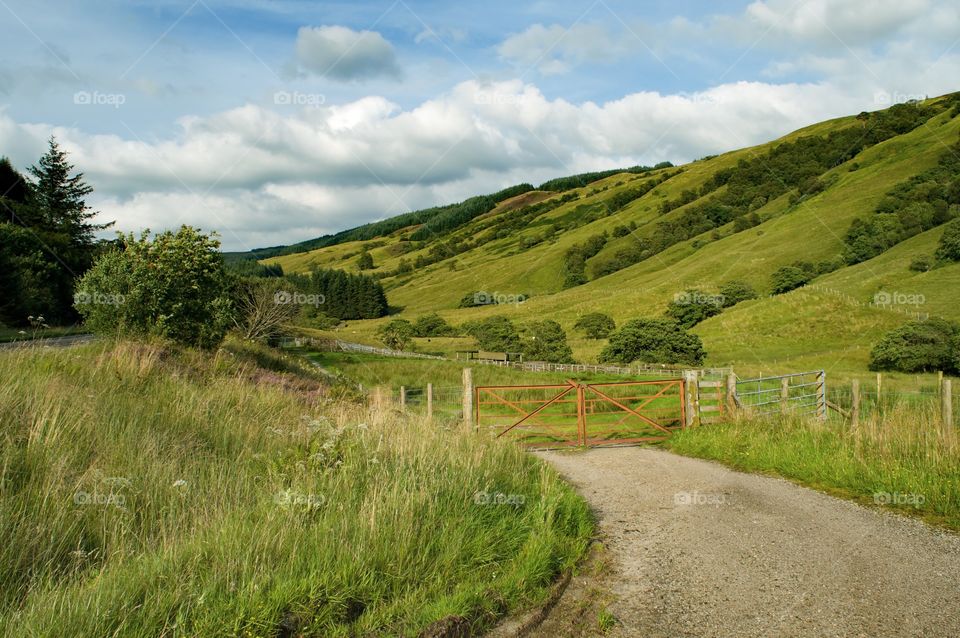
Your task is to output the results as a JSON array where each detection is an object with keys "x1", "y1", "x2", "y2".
[{"x1": 0, "y1": 339, "x2": 592, "y2": 636}]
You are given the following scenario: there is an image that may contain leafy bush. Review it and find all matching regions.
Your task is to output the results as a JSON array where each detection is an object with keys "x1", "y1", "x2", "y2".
[
  {"x1": 412, "y1": 313, "x2": 456, "y2": 337},
  {"x1": 664, "y1": 290, "x2": 723, "y2": 328},
  {"x1": 935, "y1": 218, "x2": 960, "y2": 262},
  {"x1": 909, "y1": 256, "x2": 933, "y2": 272},
  {"x1": 357, "y1": 251, "x2": 374, "y2": 270},
  {"x1": 599, "y1": 318, "x2": 706, "y2": 365},
  {"x1": 522, "y1": 320, "x2": 574, "y2": 363},
  {"x1": 574, "y1": 313, "x2": 616, "y2": 339},
  {"x1": 869, "y1": 318, "x2": 960, "y2": 373},
  {"x1": 718, "y1": 280, "x2": 758, "y2": 307},
  {"x1": 75, "y1": 226, "x2": 233, "y2": 348},
  {"x1": 462, "y1": 316, "x2": 522, "y2": 352},
  {"x1": 376, "y1": 319, "x2": 415, "y2": 350},
  {"x1": 770, "y1": 265, "x2": 813, "y2": 295}
]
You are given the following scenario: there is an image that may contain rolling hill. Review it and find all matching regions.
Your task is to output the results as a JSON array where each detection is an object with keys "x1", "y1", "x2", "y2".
[{"x1": 245, "y1": 93, "x2": 960, "y2": 378}]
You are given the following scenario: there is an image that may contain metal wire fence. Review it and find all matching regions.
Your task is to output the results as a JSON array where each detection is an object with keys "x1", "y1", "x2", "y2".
[{"x1": 735, "y1": 371, "x2": 825, "y2": 419}]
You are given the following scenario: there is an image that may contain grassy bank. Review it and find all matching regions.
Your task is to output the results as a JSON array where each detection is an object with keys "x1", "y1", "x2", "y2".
[
  {"x1": 0, "y1": 340, "x2": 592, "y2": 636},
  {"x1": 667, "y1": 408, "x2": 960, "y2": 529}
]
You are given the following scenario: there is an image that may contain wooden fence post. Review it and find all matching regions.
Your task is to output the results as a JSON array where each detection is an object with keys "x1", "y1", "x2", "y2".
[
  {"x1": 850, "y1": 379, "x2": 860, "y2": 431},
  {"x1": 683, "y1": 371, "x2": 698, "y2": 427},
  {"x1": 780, "y1": 377, "x2": 790, "y2": 415},
  {"x1": 399, "y1": 386, "x2": 406, "y2": 411},
  {"x1": 726, "y1": 372, "x2": 738, "y2": 416},
  {"x1": 876, "y1": 372, "x2": 882, "y2": 404},
  {"x1": 942, "y1": 379, "x2": 954, "y2": 446},
  {"x1": 427, "y1": 383, "x2": 433, "y2": 421},
  {"x1": 462, "y1": 368, "x2": 474, "y2": 430},
  {"x1": 816, "y1": 371, "x2": 827, "y2": 422},
  {"x1": 939, "y1": 371, "x2": 944, "y2": 395}
]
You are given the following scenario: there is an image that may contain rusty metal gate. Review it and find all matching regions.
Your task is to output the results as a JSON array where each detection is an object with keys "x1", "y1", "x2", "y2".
[{"x1": 476, "y1": 379, "x2": 686, "y2": 448}]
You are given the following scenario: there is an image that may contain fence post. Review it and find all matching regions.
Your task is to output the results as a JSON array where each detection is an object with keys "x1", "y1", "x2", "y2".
[
  {"x1": 576, "y1": 383, "x2": 586, "y2": 445},
  {"x1": 816, "y1": 371, "x2": 827, "y2": 422},
  {"x1": 427, "y1": 383, "x2": 433, "y2": 421},
  {"x1": 780, "y1": 377, "x2": 790, "y2": 415},
  {"x1": 462, "y1": 368, "x2": 474, "y2": 430},
  {"x1": 399, "y1": 386, "x2": 406, "y2": 411},
  {"x1": 942, "y1": 380, "x2": 954, "y2": 445},
  {"x1": 684, "y1": 371, "x2": 698, "y2": 427},
  {"x1": 850, "y1": 379, "x2": 860, "y2": 431},
  {"x1": 939, "y1": 371, "x2": 944, "y2": 395},
  {"x1": 876, "y1": 372, "x2": 882, "y2": 405},
  {"x1": 726, "y1": 372, "x2": 738, "y2": 416}
]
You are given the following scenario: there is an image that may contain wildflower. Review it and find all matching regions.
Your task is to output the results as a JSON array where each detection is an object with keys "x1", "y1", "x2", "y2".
[{"x1": 172, "y1": 479, "x2": 188, "y2": 489}]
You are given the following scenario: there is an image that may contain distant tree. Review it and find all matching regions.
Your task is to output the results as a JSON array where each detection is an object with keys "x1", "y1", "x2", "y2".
[
  {"x1": 457, "y1": 291, "x2": 488, "y2": 308},
  {"x1": 935, "y1": 218, "x2": 960, "y2": 262},
  {"x1": 75, "y1": 226, "x2": 233, "y2": 348},
  {"x1": 599, "y1": 318, "x2": 706, "y2": 365},
  {"x1": 462, "y1": 316, "x2": 521, "y2": 352},
  {"x1": 718, "y1": 280, "x2": 758, "y2": 307},
  {"x1": 574, "y1": 312, "x2": 616, "y2": 339},
  {"x1": 869, "y1": 319, "x2": 959, "y2": 373},
  {"x1": 665, "y1": 290, "x2": 723, "y2": 328},
  {"x1": 523, "y1": 320, "x2": 574, "y2": 362},
  {"x1": 357, "y1": 250, "x2": 374, "y2": 270},
  {"x1": 376, "y1": 319, "x2": 415, "y2": 350},
  {"x1": 769, "y1": 266, "x2": 811, "y2": 295},
  {"x1": 909, "y1": 256, "x2": 933, "y2": 272},
  {"x1": 412, "y1": 313, "x2": 456, "y2": 337}
]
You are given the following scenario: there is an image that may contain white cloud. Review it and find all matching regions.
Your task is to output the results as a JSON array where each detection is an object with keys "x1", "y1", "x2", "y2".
[
  {"x1": 497, "y1": 23, "x2": 630, "y2": 74},
  {"x1": 295, "y1": 25, "x2": 401, "y2": 81},
  {"x1": 742, "y1": 0, "x2": 931, "y2": 47}
]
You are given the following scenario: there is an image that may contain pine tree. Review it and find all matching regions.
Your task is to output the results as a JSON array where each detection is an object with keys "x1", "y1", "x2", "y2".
[{"x1": 28, "y1": 137, "x2": 111, "y2": 246}]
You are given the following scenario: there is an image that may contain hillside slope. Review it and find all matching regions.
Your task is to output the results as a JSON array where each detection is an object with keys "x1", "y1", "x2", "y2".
[{"x1": 259, "y1": 94, "x2": 960, "y2": 375}]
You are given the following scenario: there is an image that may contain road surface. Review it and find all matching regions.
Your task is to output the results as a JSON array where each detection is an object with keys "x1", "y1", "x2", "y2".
[{"x1": 509, "y1": 448, "x2": 960, "y2": 638}]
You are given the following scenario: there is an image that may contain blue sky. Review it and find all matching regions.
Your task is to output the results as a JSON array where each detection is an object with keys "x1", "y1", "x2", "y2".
[{"x1": 1, "y1": 0, "x2": 958, "y2": 250}]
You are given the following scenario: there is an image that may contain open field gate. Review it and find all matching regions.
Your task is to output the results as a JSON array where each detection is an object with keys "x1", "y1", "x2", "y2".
[{"x1": 476, "y1": 379, "x2": 686, "y2": 448}]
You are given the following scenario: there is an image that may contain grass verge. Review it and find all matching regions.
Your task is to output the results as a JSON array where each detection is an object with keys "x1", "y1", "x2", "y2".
[
  {"x1": 0, "y1": 339, "x2": 592, "y2": 636},
  {"x1": 666, "y1": 408, "x2": 960, "y2": 530}
]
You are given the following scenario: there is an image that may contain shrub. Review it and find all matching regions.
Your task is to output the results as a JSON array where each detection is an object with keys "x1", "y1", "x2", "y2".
[
  {"x1": 462, "y1": 316, "x2": 521, "y2": 352},
  {"x1": 770, "y1": 265, "x2": 812, "y2": 295},
  {"x1": 718, "y1": 280, "x2": 758, "y2": 307},
  {"x1": 522, "y1": 320, "x2": 574, "y2": 363},
  {"x1": 376, "y1": 319, "x2": 415, "y2": 350},
  {"x1": 599, "y1": 318, "x2": 706, "y2": 365},
  {"x1": 909, "y1": 256, "x2": 933, "y2": 272},
  {"x1": 412, "y1": 313, "x2": 456, "y2": 338},
  {"x1": 664, "y1": 290, "x2": 723, "y2": 328},
  {"x1": 869, "y1": 318, "x2": 960, "y2": 373},
  {"x1": 357, "y1": 251, "x2": 374, "y2": 270},
  {"x1": 75, "y1": 226, "x2": 233, "y2": 348},
  {"x1": 935, "y1": 218, "x2": 960, "y2": 262},
  {"x1": 458, "y1": 291, "x2": 486, "y2": 308},
  {"x1": 574, "y1": 313, "x2": 616, "y2": 339}
]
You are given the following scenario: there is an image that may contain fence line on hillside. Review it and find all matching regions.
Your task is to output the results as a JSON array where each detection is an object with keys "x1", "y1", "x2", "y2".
[{"x1": 804, "y1": 283, "x2": 930, "y2": 321}]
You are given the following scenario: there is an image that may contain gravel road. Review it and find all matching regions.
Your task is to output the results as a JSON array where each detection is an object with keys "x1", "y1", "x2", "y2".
[{"x1": 522, "y1": 447, "x2": 960, "y2": 638}]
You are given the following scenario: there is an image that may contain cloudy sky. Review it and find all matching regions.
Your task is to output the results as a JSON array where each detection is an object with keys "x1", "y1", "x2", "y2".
[{"x1": 1, "y1": 0, "x2": 958, "y2": 251}]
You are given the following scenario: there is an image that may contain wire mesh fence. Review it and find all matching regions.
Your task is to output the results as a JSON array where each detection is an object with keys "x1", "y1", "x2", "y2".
[{"x1": 735, "y1": 371, "x2": 825, "y2": 419}]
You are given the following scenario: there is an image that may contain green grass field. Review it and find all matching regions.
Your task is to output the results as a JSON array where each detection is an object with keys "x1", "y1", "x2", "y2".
[{"x1": 0, "y1": 339, "x2": 593, "y2": 636}]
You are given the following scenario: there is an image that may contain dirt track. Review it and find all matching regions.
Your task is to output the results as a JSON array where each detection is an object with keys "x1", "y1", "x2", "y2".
[{"x1": 516, "y1": 448, "x2": 960, "y2": 638}]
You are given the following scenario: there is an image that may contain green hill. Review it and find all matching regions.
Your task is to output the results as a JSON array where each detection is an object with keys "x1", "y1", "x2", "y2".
[{"x1": 251, "y1": 93, "x2": 960, "y2": 378}]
